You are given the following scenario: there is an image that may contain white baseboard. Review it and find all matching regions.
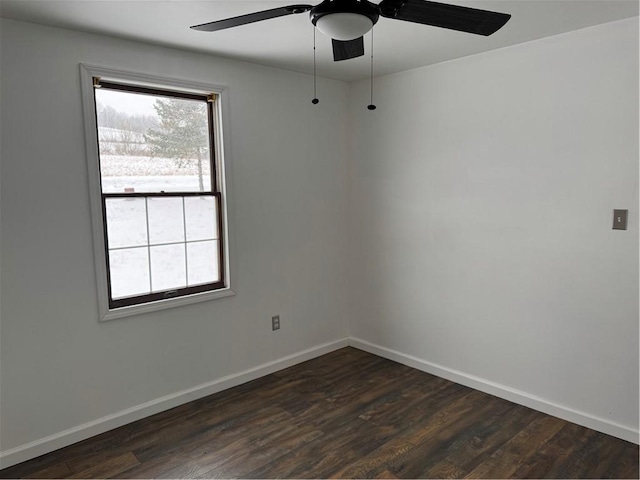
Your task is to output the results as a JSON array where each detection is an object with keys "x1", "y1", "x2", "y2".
[
  {"x1": 0, "y1": 338, "x2": 349, "y2": 469},
  {"x1": 349, "y1": 337, "x2": 639, "y2": 445}
]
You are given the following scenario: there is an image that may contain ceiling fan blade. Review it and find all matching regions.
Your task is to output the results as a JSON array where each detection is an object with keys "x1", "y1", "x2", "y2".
[
  {"x1": 191, "y1": 4, "x2": 313, "y2": 32},
  {"x1": 332, "y1": 37, "x2": 365, "y2": 61},
  {"x1": 379, "y1": 0, "x2": 510, "y2": 36}
]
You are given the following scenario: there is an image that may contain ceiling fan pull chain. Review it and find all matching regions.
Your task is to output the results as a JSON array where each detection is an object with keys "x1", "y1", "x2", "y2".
[
  {"x1": 368, "y1": 28, "x2": 376, "y2": 110},
  {"x1": 312, "y1": 26, "x2": 319, "y2": 105}
]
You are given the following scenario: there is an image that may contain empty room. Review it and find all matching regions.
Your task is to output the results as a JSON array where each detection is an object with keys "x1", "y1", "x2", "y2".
[{"x1": 0, "y1": 0, "x2": 638, "y2": 478}]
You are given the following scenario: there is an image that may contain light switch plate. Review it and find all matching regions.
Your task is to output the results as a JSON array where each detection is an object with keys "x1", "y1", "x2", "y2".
[{"x1": 613, "y1": 209, "x2": 628, "y2": 230}]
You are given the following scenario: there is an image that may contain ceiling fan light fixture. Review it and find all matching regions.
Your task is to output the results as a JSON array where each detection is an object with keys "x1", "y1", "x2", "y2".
[{"x1": 315, "y1": 12, "x2": 373, "y2": 41}]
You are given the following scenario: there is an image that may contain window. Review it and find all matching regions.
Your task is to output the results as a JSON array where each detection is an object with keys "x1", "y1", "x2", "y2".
[{"x1": 81, "y1": 66, "x2": 233, "y2": 319}]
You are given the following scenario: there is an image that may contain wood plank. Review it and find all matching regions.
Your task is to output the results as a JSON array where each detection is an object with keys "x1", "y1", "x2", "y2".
[
  {"x1": 68, "y1": 452, "x2": 139, "y2": 479},
  {"x1": 421, "y1": 461, "x2": 468, "y2": 479},
  {"x1": 117, "y1": 406, "x2": 293, "y2": 478},
  {"x1": 22, "y1": 461, "x2": 71, "y2": 479},
  {"x1": 0, "y1": 431, "x2": 118, "y2": 479},
  {"x1": 561, "y1": 428, "x2": 636, "y2": 479},
  {"x1": 446, "y1": 403, "x2": 543, "y2": 473},
  {"x1": 156, "y1": 412, "x2": 305, "y2": 478},
  {"x1": 392, "y1": 392, "x2": 518, "y2": 478},
  {"x1": 111, "y1": 371, "x2": 289, "y2": 449},
  {"x1": 374, "y1": 469, "x2": 399, "y2": 479},
  {"x1": 247, "y1": 411, "x2": 393, "y2": 478},
  {"x1": 607, "y1": 441, "x2": 640, "y2": 479},
  {"x1": 464, "y1": 414, "x2": 567, "y2": 478},
  {"x1": 509, "y1": 422, "x2": 595, "y2": 478},
  {"x1": 195, "y1": 424, "x2": 325, "y2": 478},
  {"x1": 329, "y1": 390, "x2": 484, "y2": 478},
  {"x1": 132, "y1": 403, "x2": 292, "y2": 461}
]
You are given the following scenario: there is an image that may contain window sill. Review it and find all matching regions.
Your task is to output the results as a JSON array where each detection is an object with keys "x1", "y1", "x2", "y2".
[{"x1": 100, "y1": 287, "x2": 236, "y2": 321}]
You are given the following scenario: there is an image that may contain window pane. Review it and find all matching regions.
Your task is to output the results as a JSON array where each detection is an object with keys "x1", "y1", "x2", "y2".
[
  {"x1": 95, "y1": 88, "x2": 212, "y2": 194},
  {"x1": 147, "y1": 197, "x2": 185, "y2": 245},
  {"x1": 150, "y1": 244, "x2": 186, "y2": 292},
  {"x1": 109, "y1": 247, "x2": 150, "y2": 299},
  {"x1": 187, "y1": 240, "x2": 220, "y2": 286},
  {"x1": 105, "y1": 198, "x2": 148, "y2": 248},
  {"x1": 184, "y1": 196, "x2": 218, "y2": 241}
]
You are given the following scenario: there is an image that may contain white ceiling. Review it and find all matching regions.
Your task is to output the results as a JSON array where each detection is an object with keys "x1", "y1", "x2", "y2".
[{"x1": 1, "y1": 0, "x2": 638, "y2": 81}]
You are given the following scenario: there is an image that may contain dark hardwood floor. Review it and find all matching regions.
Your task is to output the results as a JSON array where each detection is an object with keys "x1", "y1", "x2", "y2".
[{"x1": 1, "y1": 347, "x2": 638, "y2": 479}]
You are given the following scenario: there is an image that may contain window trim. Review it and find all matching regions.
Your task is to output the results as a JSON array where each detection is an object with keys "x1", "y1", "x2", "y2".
[{"x1": 80, "y1": 64, "x2": 235, "y2": 321}]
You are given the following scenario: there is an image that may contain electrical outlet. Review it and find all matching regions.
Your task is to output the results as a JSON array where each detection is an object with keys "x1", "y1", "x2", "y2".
[{"x1": 272, "y1": 315, "x2": 280, "y2": 331}]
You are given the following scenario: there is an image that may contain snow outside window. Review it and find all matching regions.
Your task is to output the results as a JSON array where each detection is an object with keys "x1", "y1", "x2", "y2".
[{"x1": 93, "y1": 80, "x2": 226, "y2": 310}]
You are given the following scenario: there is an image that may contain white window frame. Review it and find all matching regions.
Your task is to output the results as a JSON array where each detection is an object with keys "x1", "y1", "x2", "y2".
[{"x1": 80, "y1": 64, "x2": 235, "y2": 321}]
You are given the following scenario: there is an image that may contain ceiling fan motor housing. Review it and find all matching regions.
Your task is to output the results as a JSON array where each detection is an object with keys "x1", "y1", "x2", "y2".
[{"x1": 310, "y1": 0, "x2": 380, "y2": 40}]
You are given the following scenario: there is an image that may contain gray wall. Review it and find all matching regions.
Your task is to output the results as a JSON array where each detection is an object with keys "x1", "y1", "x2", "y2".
[
  {"x1": 0, "y1": 18, "x2": 350, "y2": 455},
  {"x1": 348, "y1": 18, "x2": 639, "y2": 437}
]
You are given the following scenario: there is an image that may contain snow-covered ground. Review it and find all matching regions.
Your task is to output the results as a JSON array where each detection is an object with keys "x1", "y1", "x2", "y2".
[
  {"x1": 101, "y1": 154, "x2": 211, "y2": 193},
  {"x1": 103, "y1": 176, "x2": 211, "y2": 193},
  {"x1": 100, "y1": 154, "x2": 211, "y2": 176}
]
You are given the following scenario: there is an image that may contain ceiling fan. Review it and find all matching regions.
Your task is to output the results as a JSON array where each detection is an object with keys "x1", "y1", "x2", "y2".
[{"x1": 191, "y1": 0, "x2": 512, "y2": 62}]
